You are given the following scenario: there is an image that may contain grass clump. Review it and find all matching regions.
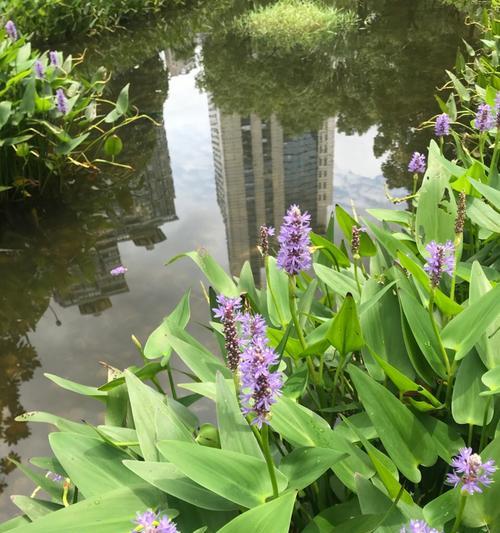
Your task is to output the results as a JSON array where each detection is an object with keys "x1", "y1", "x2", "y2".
[{"x1": 237, "y1": 0, "x2": 357, "y2": 52}]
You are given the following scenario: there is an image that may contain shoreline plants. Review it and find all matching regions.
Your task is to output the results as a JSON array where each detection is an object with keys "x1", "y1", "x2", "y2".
[{"x1": 1, "y1": 5, "x2": 500, "y2": 533}]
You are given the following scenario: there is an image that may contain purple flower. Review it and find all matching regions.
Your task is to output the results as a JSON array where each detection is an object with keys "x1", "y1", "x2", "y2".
[
  {"x1": 239, "y1": 335, "x2": 283, "y2": 428},
  {"x1": 408, "y1": 152, "x2": 426, "y2": 174},
  {"x1": 34, "y1": 60, "x2": 45, "y2": 79},
  {"x1": 446, "y1": 447, "x2": 496, "y2": 495},
  {"x1": 435, "y1": 113, "x2": 450, "y2": 137},
  {"x1": 238, "y1": 312, "x2": 266, "y2": 348},
  {"x1": 474, "y1": 103, "x2": 494, "y2": 132},
  {"x1": 47, "y1": 471, "x2": 64, "y2": 483},
  {"x1": 132, "y1": 510, "x2": 178, "y2": 532},
  {"x1": 5, "y1": 20, "x2": 17, "y2": 41},
  {"x1": 110, "y1": 265, "x2": 127, "y2": 276},
  {"x1": 49, "y1": 51, "x2": 59, "y2": 67},
  {"x1": 277, "y1": 204, "x2": 312, "y2": 276},
  {"x1": 496, "y1": 93, "x2": 500, "y2": 129},
  {"x1": 423, "y1": 240, "x2": 455, "y2": 288},
  {"x1": 55, "y1": 88, "x2": 68, "y2": 114},
  {"x1": 259, "y1": 225, "x2": 275, "y2": 257},
  {"x1": 213, "y1": 295, "x2": 242, "y2": 372},
  {"x1": 400, "y1": 519, "x2": 441, "y2": 533}
]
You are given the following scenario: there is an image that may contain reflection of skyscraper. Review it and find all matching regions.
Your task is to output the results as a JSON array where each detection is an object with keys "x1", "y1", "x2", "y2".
[{"x1": 210, "y1": 99, "x2": 334, "y2": 282}]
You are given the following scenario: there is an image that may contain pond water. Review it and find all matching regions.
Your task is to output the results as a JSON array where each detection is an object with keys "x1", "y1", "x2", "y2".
[{"x1": 0, "y1": 0, "x2": 470, "y2": 518}]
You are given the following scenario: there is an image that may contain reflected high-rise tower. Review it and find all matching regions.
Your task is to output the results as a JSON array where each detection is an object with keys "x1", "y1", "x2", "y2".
[{"x1": 210, "y1": 99, "x2": 334, "y2": 283}]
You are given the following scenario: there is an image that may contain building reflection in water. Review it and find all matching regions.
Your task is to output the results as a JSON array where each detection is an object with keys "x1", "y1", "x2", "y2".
[{"x1": 210, "y1": 99, "x2": 334, "y2": 283}]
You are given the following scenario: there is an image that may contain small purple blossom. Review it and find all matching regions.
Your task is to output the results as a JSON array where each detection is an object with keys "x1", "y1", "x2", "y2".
[
  {"x1": 213, "y1": 295, "x2": 242, "y2": 372},
  {"x1": 435, "y1": 113, "x2": 450, "y2": 137},
  {"x1": 474, "y1": 103, "x2": 494, "y2": 132},
  {"x1": 110, "y1": 265, "x2": 127, "y2": 276},
  {"x1": 408, "y1": 152, "x2": 426, "y2": 174},
  {"x1": 446, "y1": 447, "x2": 496, "y2": 495},
  {"x1": 47, "y1": 471, "x2": 64, "y2": 483},
  {"x1": 55, "y1": 88, "x2": 68, "y2": 114},
  {"x1": 34, "y1": 60, "x2": 45, "y2": 79},
  {"x1": 132, "y1": 509, "x2": 178, "y2": 532},
  {"x1": 49, "y1": 51, "x2": 59, "y2": 67},
  {"x1": 400, "y1": 519, "x2": 441, "y2": 533},
  {"x1": 238, "y1": 312, "x2": 266, "y2": 348},
  {"x1": 423, "y1": 240, "x2": 455, "y2": 288},
  {"x1": 239, "y1": 335, "x2": 283, "y2": 428},
  {"x1": 5, "y1": 20, "x2": 17, "y2": 41},
  {"x1": 259, "y1": 225, "x2": 275, "y2": 257},
  {"x1": 277, "y1": 204, "x2": 312, "y2": 276}
]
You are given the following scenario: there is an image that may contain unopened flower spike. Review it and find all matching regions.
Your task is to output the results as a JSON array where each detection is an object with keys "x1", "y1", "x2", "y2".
[
  {"x1": 213, "y1": 295, "x2": 241, "y2": 372},
  {"x1": 351, "y1": 226, "x2": 366, "y2": 258},
  {"x1": 455, "y1": 191, "x2": 466, "y2": 236},
  {"x1": 259, "y1": 225, "x2": 275, "y2": 257},
  {"x1": 446, "y1": 447, "x2": 496, "y2": 495}
]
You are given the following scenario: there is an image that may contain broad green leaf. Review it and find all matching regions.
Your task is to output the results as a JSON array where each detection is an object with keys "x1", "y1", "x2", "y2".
[
  {"x1": 11, "y1": 496, "x2": 61, "y2": 521},
  {"x1": 0, "y1": 515, "x2": 30, "y2": 531},
  {"x1": 217, "y1": 491, "x2": 296, "y2": 533},
  {"x1": 15, "y1": 411, "x2": 95, "y2": 437},
  {"x1": 98, "y1": 362, "x2": 164, "y2": 391},
  {"x1": 215, "y1": 372, "x2": 262, "y2": 458},
  {"x1": 123, "y1": 460, "x2": 238, "y2": 511},
  {"x1": 452, "y1": 349, "x2": 493, "y2": 426},
  {"x1": 282, "y1": 366, "x2": 308, "y2": 399},
  {"x1": 310, "y1": 232, "x2": 350, "y2": 268},
  {"x1": 0, "y1": 101, "x2": 12, "y2": 130},
  {"x1": 446, "y1": 69, "x2": 470, "y2": 101},
  {"x1": 265, "y1": 256, "x2": 291, "y2": 327},
  {"x1": 348, "y1": 365, "x2": 437, "y2": 482},
  {"x1": 423, "y1": 488, "x2": 459, "y2": 529},
  {"x1": 416, "y1": 415, "x2": 464, "y2": 463},
  {"x1": 237, "y1": 261, "x2": 260, "y2": 308},
  {"x1": 44, "y1": 373, "x2": 107, "y2": 400},
  {"x1": 9, "y1": 459, "x2": 64, "y2": 502},
  {"x1": 104, "y1": 84, "x2": 129, "y2": 123},
  {"x1": 366, "y1": 209, "x2": 412, "y2": 227},
  {"x1": 103, "y1": 134, "x2": 123, "y2": 157},
  {"x1": 125, "y1": 370, "x2": 193, "y2": 461},
  {"x1": 157, "y1": 440, "x2": 287, "y2": 508},
  {"x1": 313, "y1": 264, "x2": 359, "y2": 300},
  {"x1": 467, "y1": 197, "x2": 500, "y2": 233},
  {"x1": 54, "y1": 132, "x2": 90, "y2": 156},
  {"x1": 482, "y1": 367, "x2": 500, "y2": 394},
  {"x1": 327, "y1": 294, "x2": 364, "y2": 356},
  {"x1": 335, "y1": 205, "x2": 377, "y2": 256},
  {"x1": 470, "y1": 179, "x2": 500, "y2": 210},
  {"x1": 166, "y1": 250, "x2": 238, "y2": 297},
  {"x1": 441, "y1": 283, "x2": 500, "y2": 360},
  {"x1": 279, "y1": 448, "x2": 347, "y2": 491}
]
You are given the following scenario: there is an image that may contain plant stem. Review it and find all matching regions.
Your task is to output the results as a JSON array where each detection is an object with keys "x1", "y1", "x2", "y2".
[
  {"x1": 353, "y1": 261, "x2": 362, "y2": 295},
  {"x1": 467, "y1": 424, "x2": 474, "y2": 447},
  {"x1": 260, "y1": 424, "x2": 279, "y2": 499},
  {"x1": 479, "y1": 397, "x2": 492, "y2": 451},
  {"x1": 450, "y1": 492, "x2": 467, "y2": 533},
  {"x1": 489, "y1": 129, "x2": 500, "y2": 185},
  {"x1": 428, "y1": 291, "x2": 451, "y2": 377},
  {"x1": 167, "y1": 366, "x2": 177, "y2": 400}
]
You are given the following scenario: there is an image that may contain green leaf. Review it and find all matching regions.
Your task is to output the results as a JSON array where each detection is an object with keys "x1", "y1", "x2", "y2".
[
  {"x1": 157, "y1": 440, "x2": 287, "y2": 508},
  {"x1": 279, "y1": 448, "x2": 346, "y2": 491},
  {"x1": 54, "y1": 132, "x2": 90, "y2": 156},
  {"x1": 310, "y1": 232, "x2": 350, "y2": 268},
  {"x1": 313, "y1": 264, "x2": 359, "y2": 300},
  {"x1": 441, "y1": 283, "x2": 500, "y2": 360},
  {"x1": 423, "y1": 488, "x2": 460, "y2": 529},
  {"x1": 125, "y1": 370, "x2": 193, "y2": 461},
  {"x1": 44, "y1": 373, "x2": 107, "y2": 400},
  {"x1": 166, "y1": 250, "x2": 238, "y2": 297},
  {"x1": 123, "y1": 460, "x2": 238, "y2": 511},
  {"x1": 15, "y1": 411, "x2": 95, "y2": 437},
  {"x1": 0, "y1": 101, "x2": 12, "y2": 130},
  {"x1": 265, "y1": 256, "x2": 291, "y2": 327},
  {"x1": 0, "y1": 515, "x2": 30, "y2": 531},
  {"x1": 103, "y1": 134, "x2": 123, "y2": 157},
  {"x1": 20, "y1": 78, "x2": 35, "y2": 114},
  {"x1": 237, "y1": 261, "x2": 260, "y2": 307},
  {"x1": 416, "y1": 415, "x2": 464, "y2": 463},
  {"x1": 467, "y1": 197, "x2": 500, "y2": 233},
  {"x1": 11, "y1": 496, "x2": 62, "y2": 521},
  {"x1": 446, "y1": 69, "x2": 470, "y2": 101},
  {"x1": 327, "y1": 294, "x2": 364, "y2": 356},
  {"x1": 9, "y1": 458, "x2": 64, "y2": 502},
  {"x1": 217, "y1": 491, "x2": 296, "y2": 533},
  {"x1": 470, "y1": 179, "x2": 500, "y2": 211},
  {"x1": 348, "y1": 365, "x2": 437, "y2": 482},
  {"x1": 104, "y1": 84, "x2": 130, "y2": 123},
  {"x1": 215, "y1": 372, "x2": 263, "y2": 459},
  {"x1": 366, "y1": 209, "x2": 412, "y2": 227},
  {"x1": 335, "y1": 205, "x2": 377, "y2": 256}
]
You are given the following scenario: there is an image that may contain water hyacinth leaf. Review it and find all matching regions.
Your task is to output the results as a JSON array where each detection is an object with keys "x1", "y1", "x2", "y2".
[
  {"x1": 327, "y1": 293, "x2": 364, "y2": 356},
  {"x1": 266, "y1": 256, "x2": 291, "y2": 327},
  {"x1": 441, "y1": 283, "x2": 500, "y2": 360},
  {"x1": 165, "y1": 323, "x2": 231, "y2": 382},
  {"x1": 157, "y1": 440, "x2": 287, "y2": 508},
  {"x1": 15, "y1": 411, "x2": 95, "y2": 437},
  {"x1": 44, "y1": 373, "x2": 107, "y2": 400},
  {"x1": 166, "y1": 250, "x2": 238, "y2": 297},
  {"x1": 217, "y1": 491, "x2": 296, "y2": 533},
  {"x1": 125, "y1": 370, "x2": 193, "y2": 461},
  {"x1": 279, "y1": 447, "x2": 347, "y2": 491},
  {"x1": 298, "y1": 278, "x2": 318, "y2": 328},
  {"x1": 416, "y1": 415, "x2": 464, "y2": 463},
  {"x1": 143, "y1": 290, "x2": 191, "y2": 360},
  {"x1": 9, "y1": 486, "x2": 161, "y2": 532},
  {"x1": 282, "y1": 366, "x2": 308, "y2": 399},
  {"x1": 335, "y1": 204, "x2": 377, "y2": 256},
  {"x1": 104, "y1": 83, "x2": 130, "y2": 123},
  {"x1": 123, "y1": 460, "x2": 238, "y2": 511},
  {"x1": 470, "y1": 178, "x2": 500, "y2": 210},
  {"x1": 364, "y1": 219, "x2": 413, "y2": 259},
  {"x1": 215, "y1": 372, "x2": 263, "y2": 459},
  {"x1": 29, "y1": 456, "x2": 65, "y2": 477},
  {"x1": 452, "y1": 349, "x2": 493, "y2": 426},
  {"x1": 310, "y1": 232, "x2": 350, "y2": 268},
  {"x1": 0, "y1": 515, "x2": 30, "y2": 531},
  {"x1": 348, "y1": 365, "x2": 437, "y2": 482},
  {"x1": 97, "y1": 426, "x2": 141, "y2": 454},
  {"x1": 482, "y1": 367, "x2": 500, "y2": 395},
  {"x1": 423, "y1": 488, "x2": 460, "y2": 529},
  {"x1": 467, "y1": 197, "x2": 500, "y2": 233},
  {"x1": 313, "y1": 264, "x2": 359, "y2": 300},
  {"x1": 366, "y1": 208, "x2": 412, "y2": 227},
  {"x1": 11, "y1": 496, "x2": 62, "y2": 521}
]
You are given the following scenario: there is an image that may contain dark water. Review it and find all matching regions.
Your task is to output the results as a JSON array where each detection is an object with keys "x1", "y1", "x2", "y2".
[{"x1": 0, "y1": 1, "x2": 470, "y2": 518}]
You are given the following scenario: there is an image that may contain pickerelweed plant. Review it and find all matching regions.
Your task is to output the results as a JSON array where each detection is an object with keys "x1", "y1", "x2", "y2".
[
  {"x1": 2, "y1": 9, "x2": 500, "y2": 533},
  {"x1": 0, "y1": 21, "x2": 149, "y2": 197}
]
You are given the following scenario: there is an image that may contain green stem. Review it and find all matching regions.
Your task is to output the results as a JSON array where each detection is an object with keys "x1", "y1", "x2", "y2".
[
  {"x1": 260, "y1": 424, "x2": 279, "y2": 499},
  {"x1": 450, "y1": 492, "x2": 467, "y2": 533},
  {"x1": 167, "y1": 366, "x2": 177, "y2": 400},
  {"x1": 467, "y1": 424, "x2": 474, "y2": 447},
  {"x1": 450, "y1": 233, "x2": 462, "y2": 304},
  {"x1": 489, "y1": 129, "x2": 500, "y2": 184},
  {"x1": 353, "y1": 260, "x2": 362, "y2": 295},
  {"x1": 479, "y1": 397, "x2": 493, "y2": 451}
]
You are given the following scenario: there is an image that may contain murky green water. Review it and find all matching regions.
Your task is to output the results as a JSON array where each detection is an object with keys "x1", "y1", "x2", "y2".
[{"x1": 0, "y1": 0, "x2": 470, "y2": 517}]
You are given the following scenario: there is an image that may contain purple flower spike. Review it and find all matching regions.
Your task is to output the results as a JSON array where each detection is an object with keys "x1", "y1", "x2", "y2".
[
  {"x1": 239, "y1": 335, "x2": 283, "y2": 428},
  {"x1": 49, "y1": 51, "x2": 59, "y2": 67},
  {"x1": 132, "y1": 509, "x2": 179, "y2": 532},
  {"x1": 34, "y1": 60, "x2": 45, "y2": 79},
  {"x1": 446, "y1": 447, "x2": 496, "y2": 495},
  {"x1": 474, "y1": 103, "x2": 494, "y2": 132},
  {"x1": 5, "y1": 20, "x2": 17, "y2": 41},
  {"x1": 408, "y1": 152, "x2": 426, "y2": 174},
  {"x1": 423, "y1": 240, "x2": 455, "y2": 288},
  {"x1": 55, "y1": 88, "x2": 68, "y2": 114},
  {"x1": 238, "y1": 312, "x2": 266, "y2": 348},
  {"x1": 213, "y1": 295, "x2": 242, "y2": 372},
  {"x1": 277, "y1": 204, "x2": 312, "y2": 276},
  {"x1": 435, "y1": 113, "x2": 450, "y2": 137},
  {"x1": 110, "y1": 265, "x2": 127, "y2": 276},
  {"x1": 400, "y1": 519, "x2": 441, "y2": 533}
]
